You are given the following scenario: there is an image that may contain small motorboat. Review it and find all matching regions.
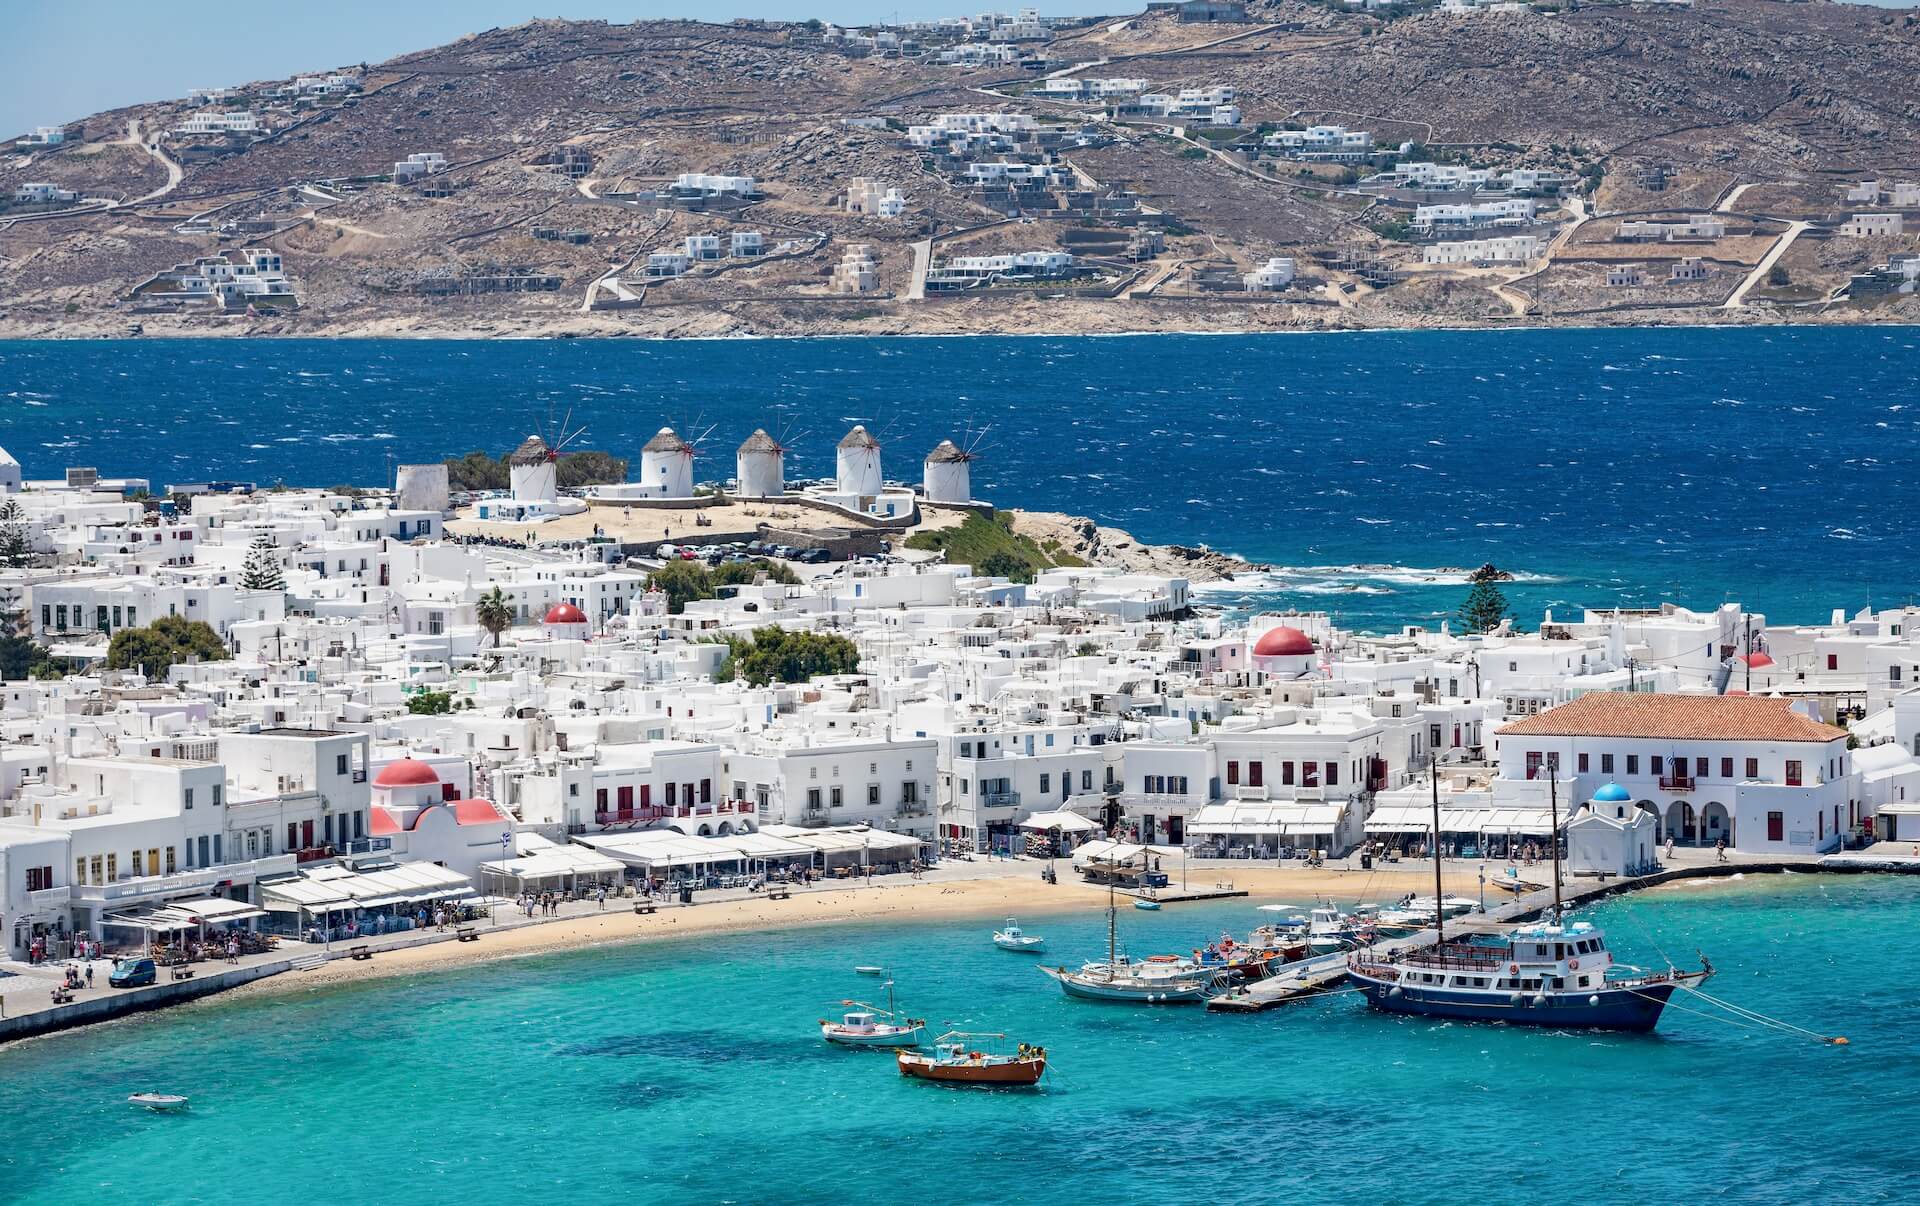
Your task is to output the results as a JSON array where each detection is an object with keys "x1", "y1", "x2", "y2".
[
  {"x1": 854, "y1": 965, "x2": 885, "y2": 975},
  {"x1": 897, "y1": 1033, "x2": 1046, "y2": 1087},
  {"x1": 128, "y1": 1093, "x2": 189, "y2": 1112},
  {"x1": 1133, "y1": 899, "x2": 1161, "y2": 911},
  {"x1": 821, "y1": 977, "x2": 923, "y2": 1047},
  {"x1": 992, "y1": 918, "x2": 1046, "y2": 953}
]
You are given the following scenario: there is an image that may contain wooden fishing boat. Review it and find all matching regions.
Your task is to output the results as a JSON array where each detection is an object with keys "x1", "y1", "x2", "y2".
[
  {"x1": 897, "y1": 1033, "x2": 1046, "y2": 1087},
  {"x1": 1133, "y1": 898, "x2": 1161, "y2": 911}
]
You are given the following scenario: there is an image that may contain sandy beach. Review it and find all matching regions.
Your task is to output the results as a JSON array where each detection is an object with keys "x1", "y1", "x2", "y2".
[{"x1": 222, "y1": 860, "x2": 1500, "y2": 1000}]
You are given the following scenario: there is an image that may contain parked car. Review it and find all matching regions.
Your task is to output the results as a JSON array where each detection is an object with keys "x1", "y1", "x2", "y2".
[
  {"x1": 799, "y1": 548, "x2": 831, "y2": 564},
  {"x1": 109, "y1": 957, "x2": 157, "y2": 988},
  {"x1": 655, "y1": 544, "x2": 680, "y2": 558}
]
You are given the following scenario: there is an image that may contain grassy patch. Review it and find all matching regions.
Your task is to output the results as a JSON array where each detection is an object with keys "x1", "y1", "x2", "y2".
[{"x1": 905, "y1": 511, "x2": 1084, "y2": 582}]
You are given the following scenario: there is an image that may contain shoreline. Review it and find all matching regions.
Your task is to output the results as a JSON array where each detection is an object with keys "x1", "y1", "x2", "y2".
[
  {"x1": 8, "y1": 856, "x2": 1915, "y2": 1046},
  {"x1": 8, "y1": 319, "x2": 1920, "y2": 343}
]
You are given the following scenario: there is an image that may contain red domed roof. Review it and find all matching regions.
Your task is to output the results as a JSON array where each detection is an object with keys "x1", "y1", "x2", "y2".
[
  {"x1": 1737, "y1": 652, "x2": 1774, "y2": 668},
  {"x1": 544, "y1": 603, "x2": 588, "y2": 625},
  {"x1": 1252, "y1": 626, "x2": 1314, "y2": 657},
  {"x1": 373, "y1": 758, "x2": 441, "y2": 788}
]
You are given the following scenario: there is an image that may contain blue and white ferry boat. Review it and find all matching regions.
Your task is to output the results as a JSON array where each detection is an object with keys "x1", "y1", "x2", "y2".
[
  {"x1": 1347, "y1": 918, "x2": 1711, "y2": 1031},
  {"x1": 1349, "y1": 767, "x2": 1711, "y2": 1032}
]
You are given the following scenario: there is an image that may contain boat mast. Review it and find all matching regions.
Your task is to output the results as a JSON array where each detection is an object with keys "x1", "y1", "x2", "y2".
[
  {"x1": 1430, "y1": 760, "x2": 1444, "y2": 946},
  {"x1": 1107, "y1": 873, "x2": 1117, "y2": 967},
  {"x1": 1549, "y1": 766, "x2": 1563, "y2": 921}
]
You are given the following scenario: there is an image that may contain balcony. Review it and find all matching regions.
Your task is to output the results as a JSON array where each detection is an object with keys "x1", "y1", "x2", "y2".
[
  {"x1": 294, "y1": 845, "x2": 335, "y2": 864},
  {"x1": 980, "y1": 791, "x2": 1021, "y2": 810},
  {"x1": 1658, "y1": 775, "x2": 1696, "y2": 793}
]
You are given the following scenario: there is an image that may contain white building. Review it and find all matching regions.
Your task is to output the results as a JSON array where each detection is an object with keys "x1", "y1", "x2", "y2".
[
  {"x1": 672, "y1": 172, "x2": 756, "y2": 197},
  {"x1": 393, "y1": 152, "x2": 447, "y2": 183},
  {"x1": 1841, "y1": 213, "x2": 1904, "y2": 238},
  {"x1": 12, "y1": 183, "x2": 77, "y2": 205},
  {"x1": 1242, "y1": 257, "x2": 1296, "y2": 291},
  {"x1": 1495, "y1": 693, "x2": 1855, "y2": 854},
  {"x1": 1422, "y1": 236, "x2": 1542, "y2": 265},
  {"x1": 846, "y1": 178, "x2": 907, "y2": 217}
]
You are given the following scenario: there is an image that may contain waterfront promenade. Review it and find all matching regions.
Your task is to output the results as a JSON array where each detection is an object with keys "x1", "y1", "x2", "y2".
[{"x1": 7, "y1": 846, "x2": 1917, "y2": 1044}]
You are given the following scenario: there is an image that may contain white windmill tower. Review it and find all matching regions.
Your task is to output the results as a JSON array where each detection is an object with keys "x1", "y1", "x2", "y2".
[
  {"x1": 735, "y1": 428, "x2": 787, "y2": 498},
  {"x1": 508, "y1": 408, "x2": 589, "y2": 504},
  {"x1": 640, "y1": 427, "x2": 696, "y2": 499},
  {"x1": 922, "y1": 432, "x2": 981, "y2": 505},
  {"x1": 836, "y1": 424, "x2": 883, "y2": 498}
]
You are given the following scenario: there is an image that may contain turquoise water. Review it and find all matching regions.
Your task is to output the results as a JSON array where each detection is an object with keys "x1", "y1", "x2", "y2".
[
  {"x1": 5, "y1": 328, "x2": 1920, "y2": 629},
  {"x1": 0, "y1": 874, "x2": 1908, "y2": 1204}
]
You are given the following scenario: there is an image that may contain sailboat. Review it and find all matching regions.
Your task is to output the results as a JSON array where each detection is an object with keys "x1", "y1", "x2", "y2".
[
  {"x1": 820, "y1": 974, "x2": 925, "y2": 1047},
  {"x1": 1040, "y1": 879, "x2": 1223, "y2": 1003},
  {"x1": 1347, "y1": 766, "x2": 1713, "y2": 1031}
]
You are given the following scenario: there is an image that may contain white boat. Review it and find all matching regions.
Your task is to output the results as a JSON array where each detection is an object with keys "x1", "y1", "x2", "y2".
[
  {"x1": 128, "y1": 1093, "x2": 189, "y2": 1111},
  {"x1": 820, "y1": 976, "x2": 924, "y2": 1047},
  {"x1": 993, "y1": 918, "x2": 1046, "y2": 953},
  {"x1": 854, "y1": 965, "x2": 885, "y2": 975},
  {"x1": 1306, "y1": 905, "x2": 1369, "y2": 954}
]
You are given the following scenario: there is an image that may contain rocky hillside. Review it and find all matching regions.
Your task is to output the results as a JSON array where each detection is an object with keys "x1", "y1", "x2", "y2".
[{"x1": 3, "y1": 2, "x2": 1917, "y2": 338}]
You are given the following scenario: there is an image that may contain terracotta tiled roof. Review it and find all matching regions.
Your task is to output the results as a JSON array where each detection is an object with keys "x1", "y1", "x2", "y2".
[{"x1": 1497, "y1": 693, "x2": 1846, "y2": 743}]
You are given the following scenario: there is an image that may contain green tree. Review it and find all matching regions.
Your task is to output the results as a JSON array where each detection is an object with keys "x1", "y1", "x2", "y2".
[
  {"x1": 0, "y1": 499, "x2": 29, "y2": 568},
  {"x1": 646, "y1": 560, "x2": 717, "y2": 614},
  {"x1": 1458, "y1": 565, "x2": 1511, "y2": 634},
  {"x1": 104, "y1": 616, "x2": 228, "y2": 677},
  {"x1": 1075, "y1": 640, "x2": 1101, "y2": 657},
  {"x1": 0, "y1": 607, "x2": 59, "y2": 681},
  {"x1": 554, "y1": 451, "x2": 629, "y2": 489},
  {"x1": 239, "y1": 534, "x2": 286, "y2": 592},
  {"x1": 1766, "y1": 264, "x2": 1791, "y2": 287},
  {"x1": 407, "y1": 690, "x2": 454, "y2": 715},
  {"x1": 443, "y1": 450, "x2": 510, "y2": 492},
  {"x1": 712, "y1": 559, "x2": 799, "y2": 588},
  {"x1": 977, "y1": 550, "x2": 1035, "y2": 584},
  {"x1": 716, "y1": 626, "x2": 861, "y2": 687},
  {"x1": 476, "y1": 587, "x2": 513, "y2": 647}
]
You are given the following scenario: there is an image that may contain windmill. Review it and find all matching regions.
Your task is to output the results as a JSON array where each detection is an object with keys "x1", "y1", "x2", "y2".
[
  {"x1": 923, "y1": 419, "x2": 989, "y2": 505},
  {"x1": 508, "y1": 406, "x2": 589, "y2": 502}
]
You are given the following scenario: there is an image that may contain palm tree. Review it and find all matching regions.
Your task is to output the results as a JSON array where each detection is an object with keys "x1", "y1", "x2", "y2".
[{"x1": 476, "y1": 587, "x2": 513, "y2": 648}]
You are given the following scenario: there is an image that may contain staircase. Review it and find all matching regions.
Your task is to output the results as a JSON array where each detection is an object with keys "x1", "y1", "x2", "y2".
[{"x1": 287, "y1": 953, "x2": 328, "y2": 972}]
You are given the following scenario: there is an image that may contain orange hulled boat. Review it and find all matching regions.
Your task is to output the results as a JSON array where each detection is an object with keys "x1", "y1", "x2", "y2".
[{"x1": 896, "y1": 1033, "x2": 1047, "y2": 1087}]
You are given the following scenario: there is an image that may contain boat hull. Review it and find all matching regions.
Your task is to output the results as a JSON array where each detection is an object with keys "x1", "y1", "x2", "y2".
[
  {"x1": 1042, "y1": 966, "x2": 1214, "y2": 1003},
  {"x1": 898, "y1": 1053, "x2": 1046, "y2": 1086},
  {"x1": 1348, "y1": 966, "x2": 1700, "y2": 1032},
  {"x1": 993, "y1": 937, "x2": 1045, "y2": 953},
  {"x1": 822, "y1": 1025, "x2": 924, "y2": 1047}
]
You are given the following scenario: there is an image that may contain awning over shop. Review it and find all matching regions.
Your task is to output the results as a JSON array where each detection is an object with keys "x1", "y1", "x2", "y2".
[
  {"x1": 1186, "y1": 803, "x2": 1342, "y2": 837},
  {"x1": 102, "y1": 910, "x2": 197, "y2": 933},
  {"x1": 260, "y1": 862, "x2": 475, "y2": 913},
  {"x1": 1018, "y1": 810, "x2": 1100, "y2": 834},
  {"x1": 165, "y1": 897, "x2": 268, "y2": 924},
  {"x1": 761, "y1": 826, "x2": 925, "y2": 860},
  {"x1": 1365, "y1": 805, "x2": 1559, "y2": 836},
  {"x1": 479, "y1": 846, "x2": 626, "y2": 884},
  {"x1": 1071, "y1": 839, "x2": 1183, "y2": 868}
]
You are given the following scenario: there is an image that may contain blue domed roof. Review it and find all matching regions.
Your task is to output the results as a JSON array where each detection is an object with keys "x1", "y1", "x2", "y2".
[{"x1": 1592, "y1": 782, "x2": 1631, "y2": 803}]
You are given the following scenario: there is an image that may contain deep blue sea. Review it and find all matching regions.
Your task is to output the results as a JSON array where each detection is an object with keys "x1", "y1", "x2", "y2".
[
  {"x1": 0, "y1": 874, "x2": 1908, "y2": 1204},
  {"x1": 2, "y1": 327, "x2": 1917, "y2": 629}
]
